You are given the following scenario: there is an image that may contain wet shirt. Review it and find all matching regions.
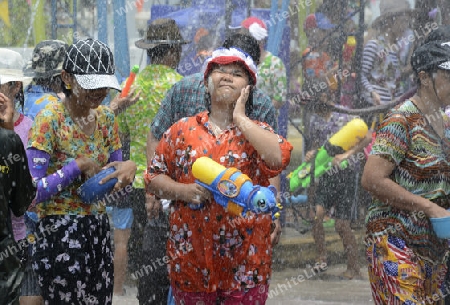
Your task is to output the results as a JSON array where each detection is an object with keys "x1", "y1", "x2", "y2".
[
  {"x1": 11, "y1": 113, "x2": 33, "y2": 241},
  {"x1": 366, "y1": 100, "x2": 450, "y2": 261},
  {"x1": 257, "y1": 52, "x2": 287, "y2": 106},
  {"x1": 146, "y1": 111, "x2": 293, "y2": 293},
  {"x1": 301, "y1": 47, "x2": 334, "y2": 79},
  {"x1": 309, "y1": 112, "x2": 360, "y2": 180},
  {"x1": 118, "y1": 65, "x2": 183, "y2": 188},
  {"x1": 361, "y1": 37, "x2": 405, "y2": 105},
  {"x1": 28, "y1": 102, "x2": 121, "y2": 217},
  {"x1": 301, "y1": 47, "x2": 337, "y2": 98},
  {"x1": 309, "y1": 112, "x2": 352, "y2": 147},
  {"x1": 23, "y1": 84, "x2": 60, "y2": 120},
  {"x1": 0, "y1": 128, "x2": 35, "y2": 294}
]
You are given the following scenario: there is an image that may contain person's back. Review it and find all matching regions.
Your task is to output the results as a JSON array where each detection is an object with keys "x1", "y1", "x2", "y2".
[
  {"x1": 124, "y1": 18, "x2": 187, "y2": 304},
  {"x1": 0, "y1": 127, "x2": 36, "y2": 305}
]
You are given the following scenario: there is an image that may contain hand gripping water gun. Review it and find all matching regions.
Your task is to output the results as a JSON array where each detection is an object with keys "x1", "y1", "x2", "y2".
[
  {"x1": 289, "y1": 118, "x2": 368, "y2": 192},
  {"x1": 120, "y1": 65, "x2": 139, "y2": 98},
  {"x1": 192, "y1": 157, "x2": 281, "y2": 219}
]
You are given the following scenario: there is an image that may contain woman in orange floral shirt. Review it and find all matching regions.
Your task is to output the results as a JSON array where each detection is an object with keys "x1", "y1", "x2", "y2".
[{"x1": 145, "y1": 47, "x2": 293, "y2": 304}]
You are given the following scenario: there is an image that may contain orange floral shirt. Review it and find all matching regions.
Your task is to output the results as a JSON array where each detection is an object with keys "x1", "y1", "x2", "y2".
[{"x1": 146, "y1": 111, "x2": 293, "y2": 293}]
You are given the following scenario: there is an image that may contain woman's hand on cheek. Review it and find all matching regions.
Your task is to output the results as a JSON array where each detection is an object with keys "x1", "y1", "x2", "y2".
[{"x1": 233, "y1": 85, "x2": 251, "y2": 122}]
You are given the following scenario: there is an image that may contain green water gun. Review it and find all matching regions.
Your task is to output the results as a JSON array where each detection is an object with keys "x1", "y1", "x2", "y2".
[{"x1": 289, "y1": 118, "x2": 368, "y2": 192}]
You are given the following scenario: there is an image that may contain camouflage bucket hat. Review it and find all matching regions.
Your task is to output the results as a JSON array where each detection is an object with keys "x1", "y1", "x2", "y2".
[{"x1": 24, "y1": 40, "x2": 68, "y2": 79}]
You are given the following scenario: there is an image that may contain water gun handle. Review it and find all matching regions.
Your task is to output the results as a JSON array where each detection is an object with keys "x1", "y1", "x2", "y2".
[
  {"x1": 195, "y1": 180, "x2": 246, "y2": 216},
  {"x1": 289, "y1": 161, "x2": 311, "y2": 192},
  {"x1": 120, "y1": 65, "x2": 139, "y2": 98}
]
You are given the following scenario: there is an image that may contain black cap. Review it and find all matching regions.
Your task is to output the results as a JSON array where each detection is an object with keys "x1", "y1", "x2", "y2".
[
  {"x1": 411, "y1": 40, "x2": 450, "y2": 73},
  {"x1": 63, "y1": 38, "x2": 121, "y2": 91},
  {"x1": 424, "y1": 26, "x2": 450, "y2": 44}
]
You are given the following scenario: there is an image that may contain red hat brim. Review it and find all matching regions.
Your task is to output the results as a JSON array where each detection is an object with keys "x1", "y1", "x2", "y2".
[{"x1": 204, "y1": 56, "x2": 257, "y2": 85}]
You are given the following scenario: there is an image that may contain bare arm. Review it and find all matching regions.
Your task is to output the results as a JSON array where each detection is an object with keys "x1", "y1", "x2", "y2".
[
  {"x1": 146, "y1": 130, "x2": 159, "y2": 167},
  {"x1": 361, "y1": 155, "x2": 450, "y2": 218},
  {"x1": 144, "y1": 130, "x2": 161, "y2": 218},
  {"x1": 147, "y1": 175, "x2": 211, "y2": 205},
  {"x1": 268, "y1": 175, "x2": 281, "y2": 246},
  {"x1": 332, "y1": 130, "x2": 373, "y2": 165},
  {"x1": 234, "y1": 86, "x2": 282, "y2": 168}
]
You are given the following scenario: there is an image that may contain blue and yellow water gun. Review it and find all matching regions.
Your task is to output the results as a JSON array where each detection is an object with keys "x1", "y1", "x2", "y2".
[
  {"x1": 192, "y1": 157, "x2": 281, "y2": 219},
  {"x1": 289, "y1": 118, "x2": 368, "y2": 192}
]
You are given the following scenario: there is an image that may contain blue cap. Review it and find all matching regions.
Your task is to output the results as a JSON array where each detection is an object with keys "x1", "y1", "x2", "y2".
[{"x1": 315, "y1": 12, "x2": 336, "y2": 30}]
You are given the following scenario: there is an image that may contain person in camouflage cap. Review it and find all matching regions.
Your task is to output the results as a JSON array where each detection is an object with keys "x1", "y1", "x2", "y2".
[{"x1": 22, "y1": 40, "x2": 68, "y2": 119}]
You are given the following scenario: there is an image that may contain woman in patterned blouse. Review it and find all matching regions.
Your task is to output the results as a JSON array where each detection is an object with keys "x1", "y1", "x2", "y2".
[
  {"x1": 362, "y1": 38, "x2": 450, "y2": 304},
  {"x1": 27, "y1": 39, "x2": 137, "y2": 304},
  {"x1": 145, "y1": 47, "x2": 292, "y2": 304}
]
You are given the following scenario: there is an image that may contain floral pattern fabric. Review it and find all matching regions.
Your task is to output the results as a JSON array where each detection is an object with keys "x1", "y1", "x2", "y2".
[
  {"x1": 257, "y1": 52, "x2": 287, "y2": 105},
  {"x1": 23, "y1": 84, "x2": 60, "y2": 120},
  {"x1": 118, "y1": 64, "x2": 183, "y2": 188},
  {"x1": 146, "y1": 111, "x2": 293, "y2": 293},
  {"x1": 32, "y1": 214, "x2": 113, "y2": 304},
  {"x1": 28, "y1": 102, "x2": 121, "y2": 217}
]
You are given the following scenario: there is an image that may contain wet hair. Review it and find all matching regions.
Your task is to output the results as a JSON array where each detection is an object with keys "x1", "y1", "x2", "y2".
[
  {"x1": 60, "y1": 73, "x2": 73, "y2": 97},
  {"x1": 412, "y1": 26, "x2": 450, "y2": 86},
  {"x1": 34, "y1": 75, "x2": 63, "y2": 93},
  {"x1": 424, "y1": 25, "x2": 450, "y2": 44},
  {"x1": 8, "y1": 82, "x2": 24, "y2": 111},
  {"x1": 222, "y1": 33, "x2": 261, "y2": 66},
  {"x1": 196, "y1": 32, "x2": 217, "y2": 54}
]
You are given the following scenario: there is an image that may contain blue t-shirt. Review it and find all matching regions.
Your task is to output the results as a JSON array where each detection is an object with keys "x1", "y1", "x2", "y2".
[{"x1": 23, "y1": 85, "x2": 60, "y2": 120}]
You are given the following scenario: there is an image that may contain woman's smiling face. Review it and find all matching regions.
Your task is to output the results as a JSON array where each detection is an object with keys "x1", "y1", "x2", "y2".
[{"x1": 206, "y1": 63, "x2": 250, "y2": 105}]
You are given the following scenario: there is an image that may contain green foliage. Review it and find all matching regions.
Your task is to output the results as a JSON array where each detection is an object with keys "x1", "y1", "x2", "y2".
[{"x1": 0, "y1": 1, "x2": 32, "y2": 47}]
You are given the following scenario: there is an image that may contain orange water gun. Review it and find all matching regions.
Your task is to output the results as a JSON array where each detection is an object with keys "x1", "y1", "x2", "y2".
[{"x1": 120, "y1": 65, "x2": 139, "y2": 98}]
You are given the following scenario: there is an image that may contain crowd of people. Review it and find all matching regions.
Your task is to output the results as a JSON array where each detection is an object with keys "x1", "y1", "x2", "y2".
[{"x1": 2, "y1": 1, "x2": 450, "y2": 304}]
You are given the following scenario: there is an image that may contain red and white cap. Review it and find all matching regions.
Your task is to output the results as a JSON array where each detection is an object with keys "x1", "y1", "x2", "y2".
[
  {"x1": 235, "y1": 16, "x2": 268, "y2": 41},
  {"x1": 203, "y1": 47, "x2": 258, "y2": 85}
]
